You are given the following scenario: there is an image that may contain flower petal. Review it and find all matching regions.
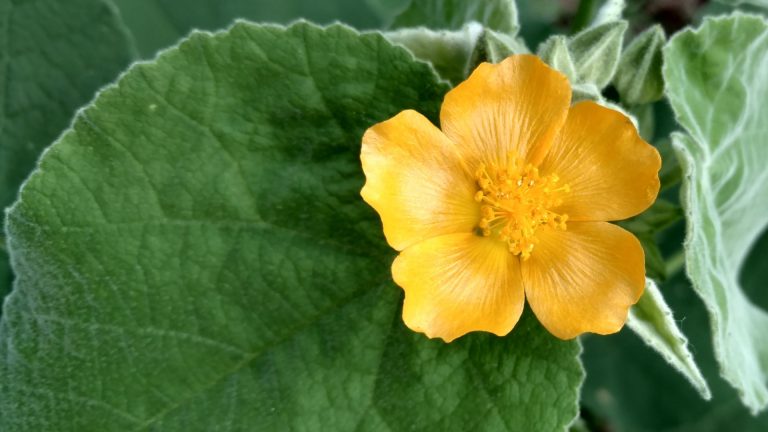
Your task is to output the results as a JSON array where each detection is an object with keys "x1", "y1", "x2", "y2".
[
  {"x1": 393, "y1": 233, "x2": 524, "y2": 342},
  {"x1": 361, "y1": 110, "x2": 478, "y2": 251},
  {"x1": 440, "y1": 54, "x2": 572, "y2": 167},
  {"x1": 540, "y1": 101, "x2": 661, "y2": 222},
  {"x1": 522, "y1": 222, "x2": 645, "y2": 339}
]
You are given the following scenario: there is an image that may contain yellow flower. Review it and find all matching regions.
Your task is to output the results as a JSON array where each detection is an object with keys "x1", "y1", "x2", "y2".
[{"x1": 360, "y1": 55, "x2": 661, "y2": 341}]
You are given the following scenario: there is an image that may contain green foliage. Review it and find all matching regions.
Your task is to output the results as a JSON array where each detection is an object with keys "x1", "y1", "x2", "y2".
[
  {"x1": 583, "y1": 267, "x2": 768, "y2": 431},
  {"x1": 391, "y1": 0, "x2": 519, "y2": 34},
  {"x1": 620, "y1": 200, "x2": 682, "y2": 236},
  {"x1": 374, "y1": 0, "x2": 532, "y2": 84},
  {"x1": 538, "y1": 35, "x2": 578, "y2": 82},
  {"x1": 0, "y1": 22, "x2": 583, "y2": 431},
  {"x1": 2, "y1": 0, "x2": 767, "y2": 429},
  {"x1": 365, "y1": 0, "x2": 528, "y2": 84},
  {"x1": 0, "y1": 0, "x2": 135, "y2": 300},
  {"x1": 0, "y1": 247, "x2": 8, "y2": 300},
  {"x1": 626, "y1": 279, "x2": 710, "y2": 398},
  {"x1": 384, "y1": 23, "x2": 483, "y2": 83},
  {"x1": 664, "y1": 13, "x2": 768, "y2": 413},
  {"x1": 715, "y1": 0, "x2": 768, "y2": 10},
  {"x1": 614, "y1": 25, "x2": 666, "y2": 105},
  {"x1": 568, "y1": 21, "x2": 627, "y2": 89},
  {"x1": 537, "y1": 20, "x2": 627, "y2": 99},
  {"x1": 478, "y1": 29, "x2": 530, "y2": 63},
  {"x1": 111, "y1": 0, "x2": 384, "y2": 57}
]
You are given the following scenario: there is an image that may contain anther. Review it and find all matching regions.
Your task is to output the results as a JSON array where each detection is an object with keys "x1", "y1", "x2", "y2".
[{"x1": 472, "y1": 155, "x2": 570, "y2": 258}]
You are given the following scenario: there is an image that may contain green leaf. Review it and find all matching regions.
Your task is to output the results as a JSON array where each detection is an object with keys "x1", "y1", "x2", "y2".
[
  {"x1": 630, "y1": 103, "x2": 656, "y2": 141},
  {"x1": 479, "y1": 29, "x2": 529, "y2": 63},
  {"x1": 627, "y1": 279, "x2": 710, "y2": 398},
  {"x1": 384, "y1": 23, "x2": 483, "y2": 83},
  {"x1": 571, "y1": 83, "x2": 603, "y2": 102},
  {"x1": 664, "y1": 13, "x2": 768, "y2": 413},
  {"x1": 0, "y1": 0, "x2": 135, "y2": 301},
  {"x1": 391, "y1": 0, "x2": 519, "y2": 34},
  {"x1": 537, "y1": 20, "x2": 628, "y2": 92},
  {"x1": 715, "y1": 0, "x2": 768, "y2": 10},
  {"x1": 111, "y1": 0, "x2": 384, "y2": 57},
  {"x1": 614, "y1": 25, "x2": 666, "y2": 105},
  {"x1": 568, "y1": 20, "x2": 628, "y2": 89},
  {"x1": 538, "y1": 35, "x2": 578, "y2": 82},
  {"x1": 0, "y1": 22, "x2": 583, "y2": 430}
]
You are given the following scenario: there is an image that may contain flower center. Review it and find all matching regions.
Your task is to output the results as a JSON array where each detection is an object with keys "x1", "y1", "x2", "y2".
[{"x1": 473, "y1": 156, "x2": 570, "y2": 260}]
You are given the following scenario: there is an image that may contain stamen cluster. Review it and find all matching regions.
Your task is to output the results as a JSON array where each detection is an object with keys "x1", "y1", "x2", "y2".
[{"x1": 474, "y1": 156, "x2": 570, "y2": 259}]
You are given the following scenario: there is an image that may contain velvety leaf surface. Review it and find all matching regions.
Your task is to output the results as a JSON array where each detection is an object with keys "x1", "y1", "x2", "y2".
[
  {"x1": 479, "y1": 29, "x2": 530, "y2": 63},
  {"x1": 384, "y1": 23, "x2": 483, "y2": 83},
  {"x1": 0, "y1": 22, "x2": 583, "y2": 431},
  {"x1": 567, "y1": 20, "x2": 627, "y2": 90},
  {"x1": 0, "y1": 0, "x2": 135, "y2": 301},
  {"x1": 626, "y1": 279, "x2": 710, "y2": 398},
  {"x1": 613, "y1": 24, "x2": 665, "y2": 105},
  {"x1": 664, "y1": 13, "x2": 768, "y2": 413}
]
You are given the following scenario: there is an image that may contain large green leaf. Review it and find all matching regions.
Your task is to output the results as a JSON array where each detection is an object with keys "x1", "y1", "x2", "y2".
[
  {"x1": 111, "y1": 0, "x2": 383, "y2": 57},
  {"x1": 0, "y1": 0, "x2": 135, "y2": 300},
  {"x1": 0, "y1": 22, "x2": 583, "y2": 430},
  {"x1": 390, "y1": 0, "x2": 519, "y2": 34},
  {"x1": 663, "y1": 13, "x2": 768, "y2": 413}
]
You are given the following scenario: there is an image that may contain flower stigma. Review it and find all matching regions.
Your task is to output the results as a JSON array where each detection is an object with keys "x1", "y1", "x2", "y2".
[{"x1": 474, "y1": 155, "x2": 570, "y2": 260}]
